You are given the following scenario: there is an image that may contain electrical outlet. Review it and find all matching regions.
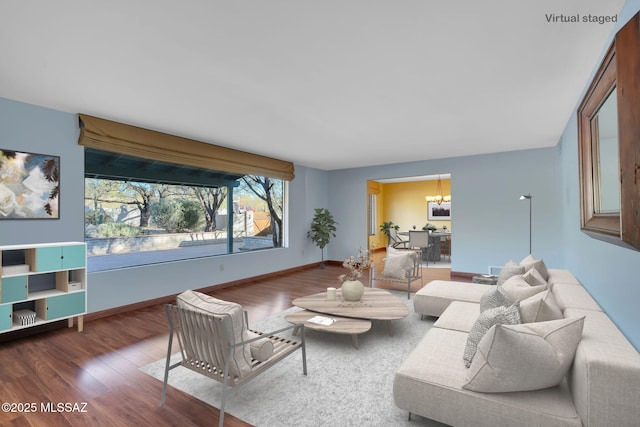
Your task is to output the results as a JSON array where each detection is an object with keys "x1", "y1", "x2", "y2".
[{"x1": 219, "y1": 264, "x2": 224, "y2": 272}]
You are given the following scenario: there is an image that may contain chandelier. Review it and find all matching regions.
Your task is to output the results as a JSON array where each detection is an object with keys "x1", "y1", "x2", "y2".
[{"x1": 425, "y1": 175, "x2": 451, "y2": 205}]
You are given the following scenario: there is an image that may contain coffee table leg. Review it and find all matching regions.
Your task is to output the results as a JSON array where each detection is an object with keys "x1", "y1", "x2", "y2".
[
  {"x1": 351, "y1": 334, "x2": 359, "y2": 349},
  {"x1": 385, "y1": 320, "x2": 393, "y2": 336}
]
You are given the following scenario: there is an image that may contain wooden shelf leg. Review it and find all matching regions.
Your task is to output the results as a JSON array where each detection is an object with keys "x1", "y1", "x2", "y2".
[{"x1": 68, "y1": 316, "x2": 84, "y2": 332}]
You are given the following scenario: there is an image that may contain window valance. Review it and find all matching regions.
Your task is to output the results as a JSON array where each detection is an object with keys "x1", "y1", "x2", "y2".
[
  {"x1": 368, "y1": 181, "x2": 381, "y2": 195},
  {"x1": 77, "y1": 114, "x2": 295, "y2": 181}
]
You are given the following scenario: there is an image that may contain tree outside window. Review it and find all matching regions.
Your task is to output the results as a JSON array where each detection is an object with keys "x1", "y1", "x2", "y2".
[{"x1": 84, "y1": 174, "x2": 286, "y2": 271}]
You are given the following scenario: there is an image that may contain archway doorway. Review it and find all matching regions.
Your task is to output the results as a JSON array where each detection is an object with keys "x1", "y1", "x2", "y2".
[{"x1": 367, "y1": 174, "x2": 452, "y2": 269}]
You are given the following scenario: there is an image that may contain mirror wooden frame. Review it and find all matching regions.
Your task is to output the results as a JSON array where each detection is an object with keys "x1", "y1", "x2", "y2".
[{"x1": 577, "y1": 13, "x2": 640, "y2": 250}]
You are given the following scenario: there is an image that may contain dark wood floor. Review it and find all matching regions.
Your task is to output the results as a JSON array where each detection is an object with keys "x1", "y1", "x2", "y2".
[{"x1": 0, "y1": 261, "x2": 461, "y2": 427}]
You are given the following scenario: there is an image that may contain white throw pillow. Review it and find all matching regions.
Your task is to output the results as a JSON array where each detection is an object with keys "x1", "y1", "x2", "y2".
[
  {"x1": 497, "y1": 260, "x2": 525, "y2": 286},
  {"x1": 462, "y1": 316, "x2": 585, "y2": 393},
  {"x1": 463, "y1": 303, "x2": 521, "y2": 368},
  {"x1": 246, "y1": 330, "x2": 274, "y2": 362},
  {"x1": 501, "y1": 275, "x2": 546, "y2": 302},
  {"x1": 523, "y1": 267, "x2": 548, "y2": 288},
  {"x1": 520, "y1": 255, "x2": 549, "y2": 281},
  {"x1": 479, "y1": 285, "x2": 513, "y2": 313},
  {"x1": 382, "y1": 247, "x2": 415, "y2": 279},
  {"x1": 519, "y1": 290, "x2": 563, "y2": 323}
]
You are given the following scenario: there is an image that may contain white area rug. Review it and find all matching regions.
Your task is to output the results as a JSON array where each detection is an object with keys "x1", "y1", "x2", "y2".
[{"x1": 141, "y1": 291, "x2": 447, "y2": 426}]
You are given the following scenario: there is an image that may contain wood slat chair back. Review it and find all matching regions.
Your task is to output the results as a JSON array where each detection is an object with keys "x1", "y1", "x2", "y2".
[{"x1": 161, "y1": 304, "x2": 307, "y2": 427}]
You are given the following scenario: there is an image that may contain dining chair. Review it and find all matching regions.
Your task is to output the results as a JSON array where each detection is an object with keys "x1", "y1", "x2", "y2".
[
  {"x1": 389, "y1": 227, "x2": 409, "y2": 248},
  {"x1": 408, "y1": 230, "x2": 431, "y2": 266},
  {"x1": 440, "y1": 235, "x2": 451, "y2": 262}
]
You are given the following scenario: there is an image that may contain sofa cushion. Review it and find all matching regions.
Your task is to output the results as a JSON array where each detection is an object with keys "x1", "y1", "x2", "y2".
[
  {"x1": 479, "y1": 285, "x2": 513, "y2": 312},
  {"x1": 497, "y1": 260, "x2": 525, "y2": 286},
  {"x1": 519, "y1": 290, "x2": 563, "y2": 323},
  {"x1": 501, "y1": 275, "x2": 547, "y2": 302},
  {"x1": 551, "y1": 283, "x2": 601, "y2": 312},
  {"x1": 463, "y1": 303, "x2": 521, "y2": 367},
  {"x1": 176, "y1": 290, "x2": 253, "y2": 378},
  {"x1": 414, "y1": 280, "x2": 488, "y2": 317},
  {"x1": 393, "y1": 327, "x2": 582, "y2": 427},
  {"x1": 520, "y1": 255, "x2": 549, "y2": 281},
  {"x1": 547, "y1": 269, "x2": 581, "y2": 288},
  {"x1": 382, "y1": 246, "x2": 415, "y2": 279},
  {"x1": 463, "y1": 316, "x2": 585, "y2": 393},
  {"x1": 434, "y1": 301, "x2": 480, "y2": 333}
]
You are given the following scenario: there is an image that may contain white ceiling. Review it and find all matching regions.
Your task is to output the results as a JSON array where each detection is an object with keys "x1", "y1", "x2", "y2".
[{"x1": 0, "y1": 1, "x2": 625, "y2": 170}]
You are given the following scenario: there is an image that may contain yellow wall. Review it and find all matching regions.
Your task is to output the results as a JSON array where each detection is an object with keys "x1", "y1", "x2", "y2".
[{"x1": 376, "y1": 179, "x2": 451, "y2": 245}]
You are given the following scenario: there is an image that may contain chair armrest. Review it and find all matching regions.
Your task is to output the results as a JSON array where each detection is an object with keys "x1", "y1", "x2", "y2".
[{"x1": 253, "y1": 322, "x2": 304, "y2": 339}]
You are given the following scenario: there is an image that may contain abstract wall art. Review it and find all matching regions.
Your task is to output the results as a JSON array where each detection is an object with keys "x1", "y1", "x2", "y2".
[{"x1": 0, "y1": 149, "x2": 60, "y2": 219}]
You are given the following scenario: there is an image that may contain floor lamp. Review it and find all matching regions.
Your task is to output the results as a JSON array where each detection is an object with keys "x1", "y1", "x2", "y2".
[{"x1": 520, "y1": 194, "x2": 532, "y2": 254}]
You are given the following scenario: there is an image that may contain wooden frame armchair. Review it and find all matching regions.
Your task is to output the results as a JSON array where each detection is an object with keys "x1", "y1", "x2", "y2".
[
  {"x1": 161, "y1": 294, "x2": 307, "y2": 427},
  {"x1": 369, "y1": 249, "x2": 423, "y2": 299}
]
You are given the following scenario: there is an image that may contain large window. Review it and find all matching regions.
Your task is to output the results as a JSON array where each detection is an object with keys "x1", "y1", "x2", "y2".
[
  {"x1": 84, "y1": 158, "x2": 286, "y2": 272},
  {"x1": 78, "y1": 114, "x2": 292, "y2": 272}
]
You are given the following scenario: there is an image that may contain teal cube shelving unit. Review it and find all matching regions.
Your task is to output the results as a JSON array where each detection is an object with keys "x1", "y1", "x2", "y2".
[{"x1": 0, "y1": 241, "x2": 87, "y2": 333}]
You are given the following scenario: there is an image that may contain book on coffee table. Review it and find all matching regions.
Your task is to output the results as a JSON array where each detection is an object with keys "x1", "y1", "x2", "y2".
[{"x1": 307, "y1": 315, "x2": 335, "y2": 326}]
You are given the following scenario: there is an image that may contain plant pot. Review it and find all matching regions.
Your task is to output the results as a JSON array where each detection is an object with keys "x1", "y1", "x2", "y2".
[{"x1": 341, "y1": 280, "x2": 365, "y2": 301}]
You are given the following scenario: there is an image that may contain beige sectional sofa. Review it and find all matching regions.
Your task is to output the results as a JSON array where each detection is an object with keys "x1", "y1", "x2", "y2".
[{"x1": 394, "y1": 267, "x2": 640, "y2": 427}]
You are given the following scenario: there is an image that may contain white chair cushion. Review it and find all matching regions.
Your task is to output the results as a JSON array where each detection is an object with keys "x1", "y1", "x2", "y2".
[
  {"x1": 463, "y1": 316, "x2": 585, "y2": 393},
  {"x1": 176, "y1": 290, "x2": 253, "y2": 377},
  {"x1": 245, "y1": 330, "x2": 274, "y2": 362},
  {"x1": 383, "y1": 246, "x2": 415, "y2": 279}
]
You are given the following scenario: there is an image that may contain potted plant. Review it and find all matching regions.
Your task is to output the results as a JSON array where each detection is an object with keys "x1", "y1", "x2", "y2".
[
  {"x1": 338, "y1": 248, "x2": 372, "y2": 301},
  {"x1": 422, "y1": 223, "x2": 437, "y2": 232},
  {"x1": 379, "y1": 221, "x2": 399, "y2": 245},
  {"x1": 307, "y1": 208, "x2": 338, "y2": 268}
]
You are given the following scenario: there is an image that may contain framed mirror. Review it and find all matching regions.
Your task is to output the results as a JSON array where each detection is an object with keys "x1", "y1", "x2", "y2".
[{"x1": 578, "y1": 13, "x2": 640, "y2": 250}]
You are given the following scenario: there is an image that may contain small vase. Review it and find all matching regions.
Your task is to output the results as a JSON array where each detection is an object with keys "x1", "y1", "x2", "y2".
[{"x1": 341, "y1": 280, "x2": 365, "y2": 301}]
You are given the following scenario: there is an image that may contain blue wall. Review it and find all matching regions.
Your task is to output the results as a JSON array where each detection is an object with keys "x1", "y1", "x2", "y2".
[
  {"x1": 326, "y1": 147, "x2": 561, "y2": 274},
  {"x1": 0, "y1": 98, "x2": 85, "y2": 242},
  {"x1": 556, "y1": 0, "x2": 640, "y2": 350},
  {"x1": 0, "y1": 97, "x2": 329, "y2": 312}
]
